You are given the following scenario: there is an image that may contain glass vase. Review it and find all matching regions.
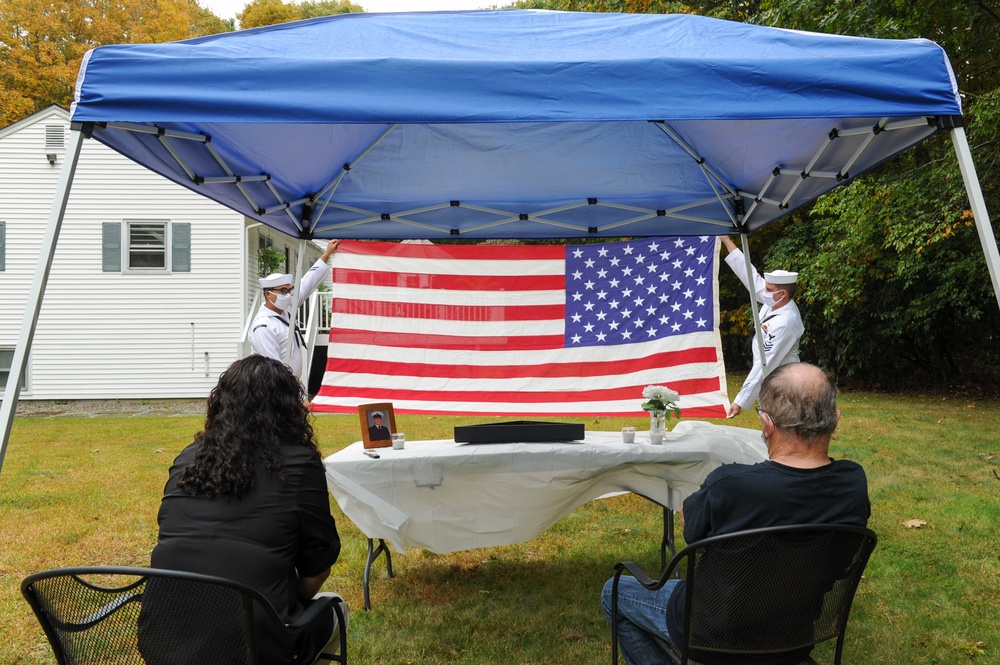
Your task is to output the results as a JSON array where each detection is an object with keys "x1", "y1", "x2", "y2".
[{"x1": 649, "y1": 410, "x2": 667, "y2": 445}]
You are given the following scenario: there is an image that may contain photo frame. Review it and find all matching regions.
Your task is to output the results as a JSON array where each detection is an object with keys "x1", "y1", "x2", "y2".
[{"x1": 359, "y1": 402, "x2": 396, "y2": 449}]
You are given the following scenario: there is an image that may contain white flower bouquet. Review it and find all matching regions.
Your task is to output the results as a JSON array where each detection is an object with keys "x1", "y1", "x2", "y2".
[{"x1": 641, "y1": 385, "x2": 682, "y2": 420}]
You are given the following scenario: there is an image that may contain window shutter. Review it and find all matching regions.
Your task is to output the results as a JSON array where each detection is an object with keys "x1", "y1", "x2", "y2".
[
  {"x1": 0, "y1": 221, "x2": 6, "y2": 271},
  {"x1": 102, "y1": 222, "x2": 121, "y2": 272},
  {"x1": 171, "y1": 223, "x2": 191, "y2": 272}
]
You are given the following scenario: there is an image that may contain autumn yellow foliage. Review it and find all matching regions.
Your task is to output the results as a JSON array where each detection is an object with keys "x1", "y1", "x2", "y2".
[{"x1": 0, "y1": 0, "x2": 230, "y2": 127}]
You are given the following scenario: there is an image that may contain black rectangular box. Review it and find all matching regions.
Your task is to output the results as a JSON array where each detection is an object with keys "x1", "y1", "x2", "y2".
[{"x1": 454, "y1": 420, "x2": 585, "y2": 444}]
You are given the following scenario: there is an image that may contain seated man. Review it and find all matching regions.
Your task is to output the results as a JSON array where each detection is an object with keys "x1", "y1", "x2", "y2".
[{"x1": 601, "y1": 362, "x2": 870, "y2": 665}]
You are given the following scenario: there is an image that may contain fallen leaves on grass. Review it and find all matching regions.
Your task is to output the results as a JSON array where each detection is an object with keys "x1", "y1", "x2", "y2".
[
  {"x1": 956, "y1": 641, "x2": 986, "y2": 657},
  {"x1": 903, "y1": 519, "x2": 928, "y2": 528}
]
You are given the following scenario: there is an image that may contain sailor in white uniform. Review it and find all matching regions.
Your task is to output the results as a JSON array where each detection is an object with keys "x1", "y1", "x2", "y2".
[
  {"x1": 249, "y1": 239, "x2": 338, "y2": 384},
  {"x1": 721, "y1": 236, "x2": 805, "y2": 417}
]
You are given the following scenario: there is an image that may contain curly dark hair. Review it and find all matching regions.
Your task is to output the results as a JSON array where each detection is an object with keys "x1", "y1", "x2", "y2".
[{"x1": 178, "y1": 355, "x2": 319, "y2": 498}]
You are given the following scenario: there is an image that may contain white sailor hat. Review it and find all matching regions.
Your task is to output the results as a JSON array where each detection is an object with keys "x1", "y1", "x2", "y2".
[
  {"x1": 764, "y1": 270, "x2": 798, "y2": 285},
  {"x1": 259, "y1": 273, "x2": 293, "y2": 289},
  {"x1": 372, "y1": 411, "x2": 383, "y2": 418}
]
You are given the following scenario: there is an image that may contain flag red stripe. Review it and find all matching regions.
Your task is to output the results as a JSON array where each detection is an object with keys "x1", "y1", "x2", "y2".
[
  {"x1": 316, "y1": 376, "x2": 722, "y2": 403},
  {"x1": 676, "y1": 405, "x2": 728, "y2": 419},
  {"x1": 333, "y1": 268, "x2": 565, "y2": 291},
  {"x1": 332, "y1": 299, "x2": 565, "y2": 322},
  {"x1": 339, "y1": 242, "x2": 566, "y2": 260},
  {"x1": 324, "y1": 347, "x2": 719, "y2": 379},
  {"x1": 327, "y1": 327, "x2": 565, "y2": 351}
]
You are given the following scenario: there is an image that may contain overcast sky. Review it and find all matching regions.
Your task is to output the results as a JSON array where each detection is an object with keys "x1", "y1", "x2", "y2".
[{"x1": 201, "y1": 0, "x2": 495, "y2": 23}]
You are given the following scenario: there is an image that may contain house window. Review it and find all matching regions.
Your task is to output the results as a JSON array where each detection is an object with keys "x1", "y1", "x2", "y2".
[
  {"x1": 1, "y1": 347, "x2": 26, "y2": 391},
  {"x1": 102, "y1": 221, "x2": 190, "y2": 272},
  {"x1": 128, "y1": 221, "x2": 167, "y2": 269},
  {"x1": 258, "y1": 234, "x2": 288, "y2": 274}
]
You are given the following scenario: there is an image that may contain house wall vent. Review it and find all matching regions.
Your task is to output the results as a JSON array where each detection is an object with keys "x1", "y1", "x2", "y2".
[{"x1": 45, "y1": 124, "x2": 66, "y2": 151}]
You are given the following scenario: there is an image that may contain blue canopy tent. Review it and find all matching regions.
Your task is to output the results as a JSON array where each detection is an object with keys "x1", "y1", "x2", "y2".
[{"x1": 2, "y1": 10, "x2": 997, "y2": 465}]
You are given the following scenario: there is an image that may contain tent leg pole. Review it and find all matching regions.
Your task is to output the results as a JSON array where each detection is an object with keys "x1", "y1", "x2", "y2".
[
  {"x1": 738, "y1": 233, "x2": 767, "y2": 366},
  {"x1": 0, "y1": 128, "x2": 85, "y2": 475},
  {"x1": 951, "y1": 127, "x2": 1000, "y2": 314},
  {"x1": 285, "y1": 239, "x2": 309, "y2": 367}
]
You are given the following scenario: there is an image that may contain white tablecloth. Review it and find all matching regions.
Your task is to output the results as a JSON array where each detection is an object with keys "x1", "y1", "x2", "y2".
[{"x1": 323, "y1": 421, "x2": 766, "y2": 554}]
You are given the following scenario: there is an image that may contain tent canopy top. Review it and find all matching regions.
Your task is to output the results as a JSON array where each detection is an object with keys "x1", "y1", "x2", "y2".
[{"x1": 71, "y1": 10, "x2": 962, "y2": 240}]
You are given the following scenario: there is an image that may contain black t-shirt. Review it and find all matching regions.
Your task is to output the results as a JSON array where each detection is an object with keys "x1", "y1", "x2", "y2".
[
  {"x1": 146, "y1": 442, "x2": 341, "y2": 664},
  {"x1": 667, "y1": 459, "x2": 871, "y2": 665}
]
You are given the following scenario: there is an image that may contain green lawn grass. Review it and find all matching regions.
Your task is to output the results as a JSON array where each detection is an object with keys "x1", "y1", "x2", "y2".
[{"x1": 1, "y1": 384, "x2": 998, "y2": 664}]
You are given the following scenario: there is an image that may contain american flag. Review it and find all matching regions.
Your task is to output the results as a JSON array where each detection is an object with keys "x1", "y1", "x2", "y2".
[{"x1": 311, "y1": 237, "x2": 728, "y2": 417}]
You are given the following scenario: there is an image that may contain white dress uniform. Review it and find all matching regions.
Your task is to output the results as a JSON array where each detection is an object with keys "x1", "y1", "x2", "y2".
[
  {"x1": 725, "y1": 249, "x2": 805, "y2": 410},
  {"x1": 248, "y1": 259, "x2": 332, "y2": 381}
]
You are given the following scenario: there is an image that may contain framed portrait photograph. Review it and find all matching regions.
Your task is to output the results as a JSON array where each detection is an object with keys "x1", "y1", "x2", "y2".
[{"x1": 359, "y1": 402, "x2": 396, "y2": 449}]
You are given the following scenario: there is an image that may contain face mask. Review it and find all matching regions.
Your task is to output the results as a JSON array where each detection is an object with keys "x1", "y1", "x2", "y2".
[
  {"x1": 762, "y1": 289, "x2": 784, "y2": 308},
  {"x1": 271, "y1": 292, "x2": 293, "y2": 312}
]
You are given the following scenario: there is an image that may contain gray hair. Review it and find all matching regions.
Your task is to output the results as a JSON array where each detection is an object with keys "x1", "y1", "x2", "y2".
[{"x1": 759, "y1": 363, "x2": 838, "y2": 441}]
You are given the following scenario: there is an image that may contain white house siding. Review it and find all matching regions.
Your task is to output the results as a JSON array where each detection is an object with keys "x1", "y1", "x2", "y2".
[{"x1": 1, "y1": 107, "x2": 247, "y2": 399}]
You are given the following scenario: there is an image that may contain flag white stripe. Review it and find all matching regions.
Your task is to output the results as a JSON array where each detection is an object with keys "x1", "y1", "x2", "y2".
[
  {"x1": 336, "y1": 253, "x2": 563, "y2": 276},
  {"x1": 335, "y1": 285, "x2": 563, "y2": 307}
]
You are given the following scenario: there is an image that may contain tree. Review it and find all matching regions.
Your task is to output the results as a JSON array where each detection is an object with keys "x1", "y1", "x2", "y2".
[
  {"x1": 0, "y1": 0, "x2": 230, "y2": 128},
  {"x1": 301, "y1": 0, "x2": 366, "y2": 19},
  {"x1": 505, "y1": 0, "x2": 690, "y2": 12},
  {"x1": 774, "y1": 93, "x2": 1000, "y2": 389},
  {"x1": 237, "y1": 0, "x2": 364, "y2": 29},
  {"x1": 748, "y1": 1, "x2": 999, "y2": 388},
  {"x1": 237, "y1": 0, "x2": 301, "y2": 28}
]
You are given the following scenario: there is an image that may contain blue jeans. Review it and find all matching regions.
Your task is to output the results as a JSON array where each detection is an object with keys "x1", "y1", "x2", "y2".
[{"x1": 601, "y1": 576, "x2": 681, "y2": 665}]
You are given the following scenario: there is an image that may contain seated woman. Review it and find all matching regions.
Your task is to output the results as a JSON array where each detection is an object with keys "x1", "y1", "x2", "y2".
[{"x1": 140, "y1": 355, "x2": 346, "y2": 664}]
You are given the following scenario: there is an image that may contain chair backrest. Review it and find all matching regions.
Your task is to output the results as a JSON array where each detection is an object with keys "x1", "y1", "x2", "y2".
[
  {"x1": 678, "y1": 524, "x2": 877, "y2": 664},
  {"x1": 21, "y1": 566, "x2": 285, "y2": 665}
]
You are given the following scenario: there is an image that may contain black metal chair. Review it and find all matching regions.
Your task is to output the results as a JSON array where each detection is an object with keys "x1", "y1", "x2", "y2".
[
  {"x1": 610, "y1": 524, "x2": 877, "y2": 665},
  {"x1": 22, "y1": 566, "x2": 347, "y2": 665}
]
